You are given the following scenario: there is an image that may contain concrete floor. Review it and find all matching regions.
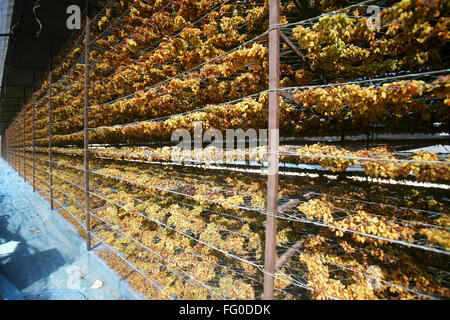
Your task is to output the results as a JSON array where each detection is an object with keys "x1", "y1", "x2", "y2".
[{"x1": 0, "y1": 158, "x2": 144, "y2": 300}]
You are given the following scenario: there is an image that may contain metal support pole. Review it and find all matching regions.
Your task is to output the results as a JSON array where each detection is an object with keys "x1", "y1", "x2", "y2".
[
  {"x1": 8, "y1": 128, "x2": 10, "y2": 164},
  {"x1": 32, "y1": 70, "x2": 36, "y2": 192},
  {"x1": 23, "y1": 105, "x2": 26, "y2": 182},
  {"x1": 18, "y1": 114, "x2": 20, "y2": 175},
  {"x1": 12, "y1": 123, "x2": 14, "y2": 169},
  {"x1": 13, "y1": 120, "x2": 15, "y2": 171},
  {"x1": 263, "y1": 0, "x2": 280, "y2": 300},
  {"x1": 10, "y1": 126, "x2": 12, "y2": 166},
  {"x1": 7, "y1": 128, "x2": 9, "y2": 163},
  {"x1": 9, "y1": 127, "x2": 11, "y2": 163},
  {"x1": 12, "y1": 124, "x2": 14, "y2": 168},
  {"x1": 18, "y1": 115, "x2": 21, "y2": 177},
  {"x1": 14, "y1": 119, "x2": 16, "y2": 172},
  {"x1": 10, "y1": 127, "x2": 12, "y2": 165},
  {"x1": 12, "y1": 124, "x2": 14, "y2": 169},
  {"x1": 48, "y1": 71, "x2": 53, "y2": 210},
  {"x1": 84, "y1": 6, "x2": 91, "y2": 251},
  {"x1": 1, "y1": 134, "x2": 3, "y2": 160},
  {"x1": 14, "y1": 117, "x2": 20, "y2": 172},
  {"x1": 15, "y1": 120, "x2": 18, "y2": 172},
  {"x1": 7, "y1": 128, "x2": 10, "y2": 163},
  {"x1": 8, "y1": 128, "x2": 10, "y2": 163},
  {"x1": 20, "y1": 113, "x2": 23, "y2": 177},
  {"x1": 13, "y1": 124, "x2": 15, "y2": 169},
  {"x1": 7, "y1": 128, "x2": 9, "y2": 162},
  {"x1": 5, "y1": 128, "x2": 8, "y2": 163},
  {"x1": 14, "y1": 118, "x2": 20, "y2": 175},
  {"x1": 33, "y1": 101, "x2": 36, "y2": 192}
]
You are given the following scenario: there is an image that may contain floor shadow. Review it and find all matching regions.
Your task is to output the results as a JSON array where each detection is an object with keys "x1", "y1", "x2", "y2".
[
  {"x1": 0, "y1": 194, "x2": 67, "y2": 291},
  {"x1": 1, "y1": 248, "x2": 67, "y2": 290}
]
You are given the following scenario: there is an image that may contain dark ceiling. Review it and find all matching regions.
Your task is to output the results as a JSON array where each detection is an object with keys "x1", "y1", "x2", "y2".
[{"x1": 0, "y1": 0, "x2": 90, "y2": 134}]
